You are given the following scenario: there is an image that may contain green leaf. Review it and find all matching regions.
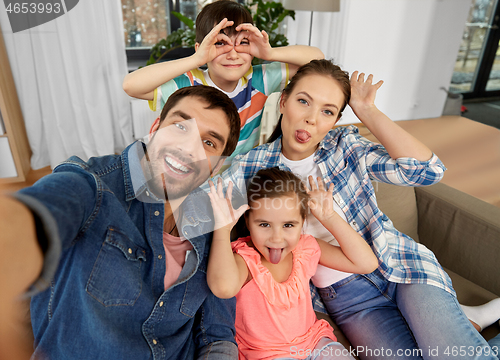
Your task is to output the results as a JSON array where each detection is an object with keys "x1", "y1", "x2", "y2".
[{"x1": 172, "y1": 11, "x2": 195, "y2": 29}]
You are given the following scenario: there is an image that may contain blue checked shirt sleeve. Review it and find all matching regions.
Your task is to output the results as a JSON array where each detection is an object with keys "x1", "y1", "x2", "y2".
[{"x1": 360, "y1": 138, "x2": 447, "y2": 186}]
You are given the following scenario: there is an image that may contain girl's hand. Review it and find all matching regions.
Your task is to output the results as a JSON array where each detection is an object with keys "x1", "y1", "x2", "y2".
[
  {"x1": 195, "y1": 19, "x2": 235, "y2": 65},
  {"x1": 349, "y1": 71, "x2": 384, "y2": 116},
  {"x1": 234, "y1": 23, "x2": 272, "y2": 60},
  {"x1": 307, "y1": 176, "x2": 335, "y2": 222},
  {"x1": 207, "y1": 178, "x2": 249, "y2": 231}
]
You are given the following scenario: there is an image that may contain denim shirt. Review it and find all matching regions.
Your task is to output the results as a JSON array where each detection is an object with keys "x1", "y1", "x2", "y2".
[{"x1": 15, "y1": 142, "x2": 236, "y2": 360}]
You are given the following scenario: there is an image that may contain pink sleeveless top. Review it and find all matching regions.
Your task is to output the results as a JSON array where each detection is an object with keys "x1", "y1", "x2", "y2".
[{"x1": 231, "y1": 234, "x2": 335, "y2": 360}]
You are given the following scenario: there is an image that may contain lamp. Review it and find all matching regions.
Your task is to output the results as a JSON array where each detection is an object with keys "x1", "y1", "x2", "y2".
[{"x1": 282, "y1": 0, "x2": 340, "y2": 45}]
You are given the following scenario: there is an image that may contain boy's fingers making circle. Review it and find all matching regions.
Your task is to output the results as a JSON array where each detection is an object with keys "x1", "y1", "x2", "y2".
[{"x1": 235, "y1": 23, "x2": 263, "y2": 37}]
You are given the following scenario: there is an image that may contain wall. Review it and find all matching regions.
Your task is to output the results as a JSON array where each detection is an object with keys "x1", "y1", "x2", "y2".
[{"x1": 285, "y1": 0, "x2": 472, "y2": 124}]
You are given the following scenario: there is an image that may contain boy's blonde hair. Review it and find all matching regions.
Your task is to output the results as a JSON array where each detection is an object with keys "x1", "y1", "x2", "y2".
[{"x1": 195, "y1": 0, "x2": 253, "y2": 44}]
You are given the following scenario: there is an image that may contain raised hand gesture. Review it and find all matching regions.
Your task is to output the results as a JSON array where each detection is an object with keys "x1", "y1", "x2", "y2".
[
  {"x1": 349, "y1": 71, "x2": 384, "y2": 118},
  {"x1": 233, "y1": 23, "x2": 272, "y2": 60},
  {"x1": 207, "y1": 178, "x2": 249, "y2": 232},
  {"x1": 306, "y1": 176, "x2": 335, "y2": 223},
  {"x1": 195, "y1": 18, "x2": 235, "y2": 66}
]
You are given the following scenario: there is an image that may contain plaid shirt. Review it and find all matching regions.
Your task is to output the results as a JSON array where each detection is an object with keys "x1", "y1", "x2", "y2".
[{"x1": 211, "y1": 125, "x2": 454, "y2": 311}]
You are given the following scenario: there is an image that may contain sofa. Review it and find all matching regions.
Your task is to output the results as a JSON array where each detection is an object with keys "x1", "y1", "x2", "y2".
[{"x1": 319, "y1": 181, "x2": 500, "y2": 357}]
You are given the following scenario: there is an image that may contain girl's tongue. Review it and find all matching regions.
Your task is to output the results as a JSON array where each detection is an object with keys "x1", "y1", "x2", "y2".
[
  {"x1": 269, "y1": 248, "x2": 282, "y2": 264},
  {"x1": 295, "y1": 130, "x2": 311, "y2": 143}
]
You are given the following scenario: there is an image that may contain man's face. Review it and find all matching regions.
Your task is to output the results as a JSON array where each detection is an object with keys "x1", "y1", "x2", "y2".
[{"x1": 144, "y1": 96, "x2": 229, "y2": 200}]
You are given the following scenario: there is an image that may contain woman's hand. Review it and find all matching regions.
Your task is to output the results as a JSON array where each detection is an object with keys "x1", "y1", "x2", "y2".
[
  {"x1": 207, "y1": 178, "x2": 249, "y2": 231},
  {"x1": 234, "y1": 23, "x2": 272, "y2": 60},
  {"x1": 349, "y1": 71, "x2": 384, "y2": 118},
  {"x1": 195, "y1": 18, "x2": 235, "y2": 66},
  {"x1": 307, "y1": 176, "x2": 335, "y2": 222}
]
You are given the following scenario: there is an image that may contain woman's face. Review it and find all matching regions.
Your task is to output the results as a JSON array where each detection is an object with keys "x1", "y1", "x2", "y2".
[{"x1": 279, "y1": 74, "x2": 346, "y2": 161}]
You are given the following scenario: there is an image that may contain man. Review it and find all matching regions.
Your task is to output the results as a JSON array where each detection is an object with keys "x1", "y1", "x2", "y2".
[{"x1": 0, "y1": 86, "x2": 240, "y2": 360}]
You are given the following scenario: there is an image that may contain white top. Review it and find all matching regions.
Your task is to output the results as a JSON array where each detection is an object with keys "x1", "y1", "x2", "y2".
[{"x1": 280, "y1": 152, "x2": 353, "y2": 287}]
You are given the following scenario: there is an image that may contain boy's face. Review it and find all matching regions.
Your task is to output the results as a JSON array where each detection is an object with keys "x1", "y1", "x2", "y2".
[{"x1": 206, "y1": 31, "x2": 253, "y2": 92}]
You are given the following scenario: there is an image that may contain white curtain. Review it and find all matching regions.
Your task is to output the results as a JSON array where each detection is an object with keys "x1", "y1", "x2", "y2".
[
  {"x1": 284, "y1": 3, "x2": 350, "y2": 66},
  {"x1": 0, "y1": 0, "x2": 133, "y2": 169}
]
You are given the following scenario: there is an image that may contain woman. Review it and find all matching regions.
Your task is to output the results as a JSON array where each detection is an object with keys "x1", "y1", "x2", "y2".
[{"x1": 213, "y1": 59, "x2": 500, "y2": 359}]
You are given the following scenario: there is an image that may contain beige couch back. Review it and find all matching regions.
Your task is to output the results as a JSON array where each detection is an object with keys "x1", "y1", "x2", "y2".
[{"x1": 372, "y1": 181, "x2": 419, "y2": 242}]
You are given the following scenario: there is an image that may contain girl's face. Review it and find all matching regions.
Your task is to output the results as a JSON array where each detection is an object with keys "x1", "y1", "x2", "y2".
[
  {"x1": 245, "y1": 195, "x2": 304, "y2": 265},
  {"x1": 279, "y1": 74, "x2": 346, "y2": 161}
]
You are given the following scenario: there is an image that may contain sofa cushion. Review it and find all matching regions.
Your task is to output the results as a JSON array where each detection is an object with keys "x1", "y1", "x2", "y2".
[{"x1": 372, "y1": 181, "x2": 419, "y2": 242}]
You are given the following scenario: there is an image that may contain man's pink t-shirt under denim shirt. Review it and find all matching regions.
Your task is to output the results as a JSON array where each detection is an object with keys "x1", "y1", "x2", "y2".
[{"x1": 163, "y1": 232, "x2": 193, "y2": 290}]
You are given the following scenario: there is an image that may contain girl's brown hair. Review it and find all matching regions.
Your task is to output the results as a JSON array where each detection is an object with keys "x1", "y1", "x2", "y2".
[
  {"x1": 246, "y1": 167, "x2": 310, "y2": 219},
  {"x1": 267, "y1": 59, "x2": 351, "y2": 143},
  {"x1": 195, "y1": 0, "x2": 253, "y2": 44}
]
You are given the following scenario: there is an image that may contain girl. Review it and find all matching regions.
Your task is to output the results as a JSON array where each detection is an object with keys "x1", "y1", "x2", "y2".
[
  {"x1": 210, "y1": 59, "x2": 500, "y2": 359},
  {"x1": 207, "y1": 167, "x2": 378, "y2": 359}
]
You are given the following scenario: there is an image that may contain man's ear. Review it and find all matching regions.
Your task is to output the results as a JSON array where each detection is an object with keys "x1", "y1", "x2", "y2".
[
  {"x1": 150, "y1": 117, "x2": 160, "y2": 134},
  {"x1": 209, "y1": 157, "x2": 225, "y2": 176},
  {"x1": 148, "y1": 117, "x2": 161, "y2": 142}
]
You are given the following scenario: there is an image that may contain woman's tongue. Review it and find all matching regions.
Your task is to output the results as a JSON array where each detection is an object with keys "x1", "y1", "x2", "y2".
[
  {"x1": 268, "y1": 248, "x2": 282, "y2": 264},
  {"x1": 295, "y1": 130, "x2": 311, "y2": 143}
]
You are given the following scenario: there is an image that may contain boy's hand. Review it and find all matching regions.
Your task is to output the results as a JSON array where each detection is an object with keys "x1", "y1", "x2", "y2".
[
  {"x1": 195, "y1": 18, "x2": 235, "y2": 65},
  {"x1": 307, "y1": 176, "x2": 335, "y2": 222},
  {"x1": 207, "y1": 178, "x2": 249, "y2": 232},
  {"x1": 349, "y1": 71, "x2": 384, "y2": 116},
  {"x1": 234, "y1": 23, "x2": 272, "y2": 60}
]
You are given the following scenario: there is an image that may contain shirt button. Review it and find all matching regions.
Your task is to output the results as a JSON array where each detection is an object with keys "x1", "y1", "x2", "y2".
[
  {"x1": 145, "y1": 190, "x2": 150, "y2": 197},
  {"x1": 159, "y1": 301, "x2": 164, "y2": 307},
  {"x1": 351, "y1": 221, "x2": 357, "y2": 226},
  {"x1": 154, "y1": 211, "x2": 160, "y2": 216},
  {"x1": 128, "y1": 248, "x2": 132, "y2": 254},
  {"x1": 184, "y1": 231, "x2": 188, "y2": 236},
  {"x1": 153, "y1": 339, "x2": 157, "y2": 345},
  {"x1": 158, "y1": 255, "x2": 162, "y2": 260}
]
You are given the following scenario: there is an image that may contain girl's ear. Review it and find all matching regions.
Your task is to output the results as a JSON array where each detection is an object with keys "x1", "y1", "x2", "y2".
[{"x1": 195, "y1": 43, "x2": 200, "y2": 51}]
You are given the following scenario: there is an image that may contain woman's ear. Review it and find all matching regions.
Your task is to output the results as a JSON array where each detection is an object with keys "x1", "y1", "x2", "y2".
[
  {"x1": 195, "y1": 43, "x2": 200, "y2": 51},
  {"x1": 279, "y1": 93, "x2": 286, "y2": 114}
]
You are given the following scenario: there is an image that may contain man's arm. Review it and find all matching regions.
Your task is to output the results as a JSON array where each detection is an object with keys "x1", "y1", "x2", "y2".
[{"x1": 0, "y1": 195, "x2": 43, "y2": 360}]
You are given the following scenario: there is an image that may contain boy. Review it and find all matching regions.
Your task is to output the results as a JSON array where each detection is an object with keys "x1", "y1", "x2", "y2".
[{"x1": 123, "y1": 0, "x2": 324, "y2": 165}]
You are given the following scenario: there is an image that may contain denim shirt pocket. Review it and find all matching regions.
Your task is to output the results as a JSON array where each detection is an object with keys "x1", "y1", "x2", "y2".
[{"x1": 86, "y1": 227, "x2": 146, "y2": 306}]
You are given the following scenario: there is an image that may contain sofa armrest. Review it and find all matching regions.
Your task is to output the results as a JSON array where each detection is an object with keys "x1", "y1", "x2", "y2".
[{"x1": 415, "y1": 182, "x2": 500, "y2": 297}]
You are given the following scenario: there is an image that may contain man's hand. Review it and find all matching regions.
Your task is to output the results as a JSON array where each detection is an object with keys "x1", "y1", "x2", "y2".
[
  {"x1": 234, "y1": 23, "x2": 272, "y2": 60},
  {"x1": 0, "y1": 195, "x2": 42, "y2": 360}
]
